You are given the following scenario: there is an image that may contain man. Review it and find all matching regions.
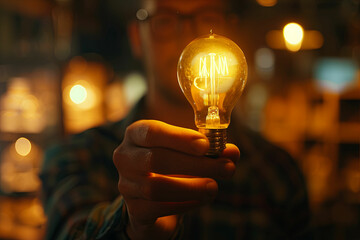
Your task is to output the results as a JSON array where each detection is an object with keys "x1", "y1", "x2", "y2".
[{"x1": 40, "y1": 0, "x2": 312, "y2": 239}]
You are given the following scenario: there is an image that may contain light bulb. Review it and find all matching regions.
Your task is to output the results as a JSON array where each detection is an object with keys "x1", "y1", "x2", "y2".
[{"x1": 177, "y1": 31, "x2": 247, "y2": 156}]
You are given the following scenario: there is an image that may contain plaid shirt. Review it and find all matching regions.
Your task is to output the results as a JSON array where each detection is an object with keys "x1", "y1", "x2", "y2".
[{"x1": 40, "y1": 98, "x2": 312, "y2": 239}]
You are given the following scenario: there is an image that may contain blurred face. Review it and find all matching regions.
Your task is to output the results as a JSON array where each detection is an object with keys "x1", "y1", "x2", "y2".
[{"x1": 138, "y1": 0, "x2": 231, "y2": 105}]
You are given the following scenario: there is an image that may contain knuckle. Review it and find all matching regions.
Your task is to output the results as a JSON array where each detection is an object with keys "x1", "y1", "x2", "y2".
[
  {"x1": 112, "y1": 146, "x2": 121, "y2": 166},
  {"x1": 141, "y1": 177, "x2": 157, "y2": 200},
  {"x1": 125, "y1": 121, "x2": 138, "y2": 136},
  {"x1": 126, "y1": 120, "x2": 152, "y2": 146},
  {"x1": 112, "y1": 144, "x2": 125, "y2": 166},
  {"x1": 113, "y1": 145, "x2": 121, "y2": 159},
  {"x1": 117, "y1": 176, "x2": 134, "y2": 198}
]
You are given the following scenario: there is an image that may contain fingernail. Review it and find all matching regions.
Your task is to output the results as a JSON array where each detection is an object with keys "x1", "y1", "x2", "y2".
[{"x1": 206, "y1": 181, "x2": 218, "y2": 199}]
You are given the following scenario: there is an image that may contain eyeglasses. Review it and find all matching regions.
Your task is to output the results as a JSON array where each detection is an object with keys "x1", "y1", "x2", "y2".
[{"x1": 137, "y1": 8, "x2": 228, "y2": 40}]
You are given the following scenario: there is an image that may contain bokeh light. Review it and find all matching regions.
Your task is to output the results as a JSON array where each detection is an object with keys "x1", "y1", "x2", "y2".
[
  {"x1": 283, "y1": 22, "x2": 304, "y2": 52},
  {"x1": 69, "y1": 84, "x2": 87, "y2": 104},
  {"x1": 256, "y1": 0, "x2": 277, "y2": 7},
  {"x1": 315, "y1": 58, "x2": 358, "y2": 93},
  {"x1": 255, "y1": 47, "x2": 275, "y2": 70},
  {"x1": 14, "y1": 137, "x2": 32, "y2": 157},
  {"x1": 283, "y1": 23, "x2": 304, "y2": 44},
  {"x1": 255, "y1": 47, "x2": 275, "y2": 79}
]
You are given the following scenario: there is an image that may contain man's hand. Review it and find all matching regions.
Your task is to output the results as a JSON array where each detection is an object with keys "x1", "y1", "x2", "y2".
[{"x1": 113, "y1": 120, "x2": 240, "y2": 239}]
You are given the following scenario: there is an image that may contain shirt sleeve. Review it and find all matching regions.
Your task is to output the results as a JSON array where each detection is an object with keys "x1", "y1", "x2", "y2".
[{"x1": 39, "y1": 128, "x2": 130, "y2": 239}]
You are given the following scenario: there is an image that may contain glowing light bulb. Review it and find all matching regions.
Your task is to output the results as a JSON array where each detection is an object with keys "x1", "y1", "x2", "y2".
[
  {"x1": 70, "y1": 84, "x2": 87, "y2": 104},
  {"x1": 283, "y1": 22, "x2": 304, "y2": 52},
  {"x1": 177, "y1": 32, "x2": 247, "y2": 156},
  {"x1": 15, "y1": 137, "x2": 32, "y2": 157}
]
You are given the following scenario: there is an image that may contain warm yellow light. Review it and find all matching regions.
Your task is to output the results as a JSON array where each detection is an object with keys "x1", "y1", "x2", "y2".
[
  {"x1": 196, "y1": 54, "x2": 231, "y2": 93},
  {"x1": 283, "y1": 23, "x2": 304, "y2": 52},
  {"x1": 61, "y1": 57, "x2": 107, "y2": 134},
  {"x1": 256, "y1": 0, "x2": 277, "y2": 7},
  {"x1": 177, "y1": 32, "x2": 247, "y2": 155},
  {"x1": 283, "y1": 23, "x2": 304, "y2": 44},
  {"x1": 15, "y1": 137, "x2": 32, "y2": 157},
  {"x1": 69, "y1": 84, "x2": 87, "y2": 104},
  {"x1": 178, "y1": 36, "x2": 246, "y2": 129},
  {"x1": 64, "y1": 81, "x2": 97, "y2": 110}
]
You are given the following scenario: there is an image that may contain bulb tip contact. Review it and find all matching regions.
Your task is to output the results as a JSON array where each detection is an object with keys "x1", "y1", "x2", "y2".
[{"x1": 209, "y1": 29, "x2": 215, "y2": 38}]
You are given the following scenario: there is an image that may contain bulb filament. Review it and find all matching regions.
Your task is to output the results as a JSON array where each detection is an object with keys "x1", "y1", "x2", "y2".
[
  {"x1": 199, "y1": 54, "x2": 229, "y2": 79},
  {"x1": 196, "y1": 53, "x2": 229, "y2": 127}
]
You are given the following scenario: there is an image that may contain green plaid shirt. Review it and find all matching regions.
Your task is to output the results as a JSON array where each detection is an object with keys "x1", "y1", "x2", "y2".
[{"x1": 40, "y1": 98, "x2": 312, "y2": 239}]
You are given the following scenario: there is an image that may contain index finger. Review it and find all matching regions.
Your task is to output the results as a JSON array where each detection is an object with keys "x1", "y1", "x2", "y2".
[{"x1": 125, "y1": 120, "x2": 209, "y2": 156}]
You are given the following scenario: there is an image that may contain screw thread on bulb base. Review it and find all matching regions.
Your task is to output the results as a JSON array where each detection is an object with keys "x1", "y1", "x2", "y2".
[{"x1": 199, "y1": 128, "x2": 227, "y2": 157}]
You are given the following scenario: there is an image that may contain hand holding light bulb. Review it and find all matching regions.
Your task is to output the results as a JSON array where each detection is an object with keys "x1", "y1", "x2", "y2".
[
  {"x1": 114, "y1": 32, "x2": 244, "y2": 240},
  {"x1": 178, "y1": 31, "x2": 248, "y2": 156},
  {"x1": 114, "y1": 120, "x2": 239, "y2": 239}
]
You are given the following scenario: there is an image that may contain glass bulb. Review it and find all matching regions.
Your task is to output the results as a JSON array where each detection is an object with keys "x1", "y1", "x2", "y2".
[{"x1": 177, "y1": 32, "x2": 247, "y2": 156}]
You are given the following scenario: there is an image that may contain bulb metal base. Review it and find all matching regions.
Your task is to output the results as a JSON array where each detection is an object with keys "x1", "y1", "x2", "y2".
[{"x1": 199, "y1": 128, "x2": 227, "y2": 157}]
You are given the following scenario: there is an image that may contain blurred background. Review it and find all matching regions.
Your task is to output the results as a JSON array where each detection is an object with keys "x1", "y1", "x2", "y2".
[{"x1": 0, "y1": 0, "x2": 358, "y2": 239}]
